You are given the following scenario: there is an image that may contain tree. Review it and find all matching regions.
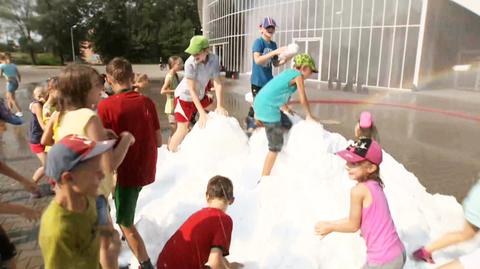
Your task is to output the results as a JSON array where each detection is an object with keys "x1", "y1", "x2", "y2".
[
  {"x1": 0, "y1": 0, "x2": 38, "y2": 64},
  {"x1": 36, "y1": 0, "x2": 88, "y2": 64}
]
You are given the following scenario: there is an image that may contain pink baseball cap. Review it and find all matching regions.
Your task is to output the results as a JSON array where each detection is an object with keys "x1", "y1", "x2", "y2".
[
  {"x1": 359, "y1": 111, "x2": 373, "y2": 129},
  {"x1": 336, "y1": 138, "x2": 382, "y2": 165}
]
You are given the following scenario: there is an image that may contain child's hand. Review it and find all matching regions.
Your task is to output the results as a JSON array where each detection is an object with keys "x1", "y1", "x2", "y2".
[
  {"x1": 306, "y1": 114, "x2": 319, "y2": 123},
  {"x1": 215, "y1": 106, "x2": 228, "y2": 116},
  {"x1": 120, "y1": 131, "x2": 135, "y2": 146},
  {"x1": 274, "y1": 46, "x2": 288, "y2": 56},
  {"x1": 22, "y1": 180, "x2": 40, "y2": 193},
  {"x1": 21, "y1": 208, "x2": 41, "y2": 222},
  {"x1": 198, "y1": 112, "x2": 208, "y2": 128},
  {"x1": 314, "y1": 221, "x2": 333, "y2": 237}
]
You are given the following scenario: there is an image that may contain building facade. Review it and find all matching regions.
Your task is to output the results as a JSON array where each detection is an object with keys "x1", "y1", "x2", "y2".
[{"x1": 198, "y1": 0, "x2": 480, "y2": 91}]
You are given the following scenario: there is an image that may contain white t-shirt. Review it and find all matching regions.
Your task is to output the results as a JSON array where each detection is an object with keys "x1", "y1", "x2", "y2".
[{"x1": 175, "y1": 53, "x2": 220, "y2": 101}]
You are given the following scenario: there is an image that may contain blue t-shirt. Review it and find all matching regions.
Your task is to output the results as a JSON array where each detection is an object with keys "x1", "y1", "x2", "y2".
[
  {"x1": 463, "y1": 180, "x2": 480, "y2": 229},
  {"x1": 0, "y1": 63, "x2": 18, "y2": 79},
  {"x1": 251, "y1": 37, "x2": 278, "y2": 87},
  {"x1": 253, "y1": 69, "x2": 302, "y2": 123}
]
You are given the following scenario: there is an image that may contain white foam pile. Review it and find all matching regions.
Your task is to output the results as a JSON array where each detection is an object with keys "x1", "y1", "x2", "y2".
[{"x1": 116, "y1": 113, "x2": 479, "y2": 268}]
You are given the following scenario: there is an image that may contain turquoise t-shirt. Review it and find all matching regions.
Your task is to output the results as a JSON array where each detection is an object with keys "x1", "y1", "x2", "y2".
[
  {"x1": 253, "y1": 68, "x2": 302, "y2": 123},
  {"x1": 0, "y1": 63, "x2": 18, "y2": 78}
]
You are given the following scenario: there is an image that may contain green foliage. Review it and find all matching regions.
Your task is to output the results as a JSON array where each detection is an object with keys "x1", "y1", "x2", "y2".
[{"x1": 10, "y1": 52, "x2": 61, "y2": 65}]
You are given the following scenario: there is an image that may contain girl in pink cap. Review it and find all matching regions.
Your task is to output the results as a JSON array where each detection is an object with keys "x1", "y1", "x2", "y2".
[
  {"x1": 355, "y1": 111, "x2": 379, "y2": 141},
  {"x1": 315, "y1": 138, "x2": 405, "y2": 269}
]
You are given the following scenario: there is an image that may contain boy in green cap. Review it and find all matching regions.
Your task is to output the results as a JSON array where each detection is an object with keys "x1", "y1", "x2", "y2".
[
  {"x1": 253, "y1": 53, "x2": 318, "y2": 177},
  {"x1": 168, "y1": 35, "x2": 228, "y2": 152}
]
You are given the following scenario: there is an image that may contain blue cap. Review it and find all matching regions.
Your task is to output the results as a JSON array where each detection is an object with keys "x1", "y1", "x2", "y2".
[
  {"x1": 260, "y1": 17, "x2": 277, "y2": 28},
  {"x1": 46, "y1": 135, "x2": 115, "y2": 181}
]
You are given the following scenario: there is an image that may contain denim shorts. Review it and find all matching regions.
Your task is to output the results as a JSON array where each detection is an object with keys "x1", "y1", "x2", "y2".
[
  {"x1": 262, "y1": 112, "x2": 293, "y2": 152},
  {"x1": 96, "y1": 195, "x2": 109, "y2": 226},
  {"x1": 6, "y1": 79, "x2": 18, "y2": 93}
]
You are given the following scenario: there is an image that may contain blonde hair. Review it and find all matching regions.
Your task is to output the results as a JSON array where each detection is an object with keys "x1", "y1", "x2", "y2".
[
  {"x1": 134, "y1": 73, "x2": 149, "y2": 84},
  {"x1": 33, "y1": 86, "x2": 48, "y2": 103},
  {"x1": 168, "y1": 56, "x2": 183, "y2": 69}
]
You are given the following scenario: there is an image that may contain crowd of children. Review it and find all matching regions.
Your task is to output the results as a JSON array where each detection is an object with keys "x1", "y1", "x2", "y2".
[{"x1": 0, "y1": 15, "x2": 478, "y2": 269}]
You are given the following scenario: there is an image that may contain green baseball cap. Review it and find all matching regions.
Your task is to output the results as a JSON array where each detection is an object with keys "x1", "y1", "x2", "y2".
[
  {"x1": 294, "y1": 53, "x2": 318, "y2": 73},
  {"x1": 185, "y1": 35, "x2": 210, "y2": 55}
]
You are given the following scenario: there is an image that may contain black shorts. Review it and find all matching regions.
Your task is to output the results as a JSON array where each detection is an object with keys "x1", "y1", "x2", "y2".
[
  {"x1": 251, "y1": 84, "x2": 262, "y2": 97},
  {"x1": 0, "y1": 225, "x2": 16, "y2": 262}
]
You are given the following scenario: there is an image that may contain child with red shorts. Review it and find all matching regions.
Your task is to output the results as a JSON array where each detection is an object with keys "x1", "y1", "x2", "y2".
[
  {"x1": 168, "y1": 35, "x2": 228, "y2": 152},
  {"x1": 29, "y1": 86, "x2": 48, "y2": 190}
]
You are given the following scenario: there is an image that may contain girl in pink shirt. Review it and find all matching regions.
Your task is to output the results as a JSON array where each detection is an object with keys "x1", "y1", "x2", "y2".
[{"x1": 315, "y1": 138, "x2": 405, "y2": 269}]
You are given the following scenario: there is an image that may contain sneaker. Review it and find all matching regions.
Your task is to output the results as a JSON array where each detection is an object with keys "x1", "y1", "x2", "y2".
[
  {"x1": 15, "y1": 112, "x2": 23, "y2": 117},
  {"x1": 246, "y1": 116, "x2": 256, "y2": 130},
  {"x1": 138, "y1": 259, "x2": 154, "y2": 269},
  {"x1": 31, "y1": 190, "x2": 42, "y2": 199},
  {"x1": 412, "y1": 247, "x2": 435, "y2": 264}
]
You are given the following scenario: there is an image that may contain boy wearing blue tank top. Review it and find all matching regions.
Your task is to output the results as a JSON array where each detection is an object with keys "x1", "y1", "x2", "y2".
[{"x1": 253, "y1": 53, "x2": 318, "y2": 178}]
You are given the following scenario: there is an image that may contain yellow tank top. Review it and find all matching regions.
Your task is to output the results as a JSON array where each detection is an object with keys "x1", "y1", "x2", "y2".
[{"x1": 57, "y1": 108, "x2": 114, "y2": 198}]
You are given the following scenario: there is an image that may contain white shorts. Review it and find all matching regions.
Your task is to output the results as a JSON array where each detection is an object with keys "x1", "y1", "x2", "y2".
[{"x1": 459, "y1": 247, "x2": 480, "y2": 269}]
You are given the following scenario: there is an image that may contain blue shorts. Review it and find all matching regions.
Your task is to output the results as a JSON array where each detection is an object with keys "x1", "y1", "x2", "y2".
[
  {"x1": 96, "y1": 195, "x2": 109, "y2": 226},
  {"x1": 6, "y1": 79, "x2": 18, "y2": 93}
]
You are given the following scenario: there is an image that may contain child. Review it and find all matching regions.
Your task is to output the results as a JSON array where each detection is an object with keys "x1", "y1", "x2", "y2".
[
  {"x1": 29, "y1": 86, "x2": 48, "y2": 190},
  {"x1": 246, "y1": 17, "x2": 291, "y2": 132},
  {"x1": 0, "y1": 53, "x2": 22, "y2": 116},
  {"x1": 156, "y1": 175, "x2": 242, "y2": 269},
  {"x1": 39, "y1": 134, "x2": 120, "y2": 269},
  {"x1": 160, "y1": 56, "x2": 183, "y2": 135},
  {"x1": 133, "y1": 73, "x2": 149, "y2": 92},
  {"x1": 412, "y1": 179, "x2": 480, "y2": 268},
  {"x1": 168, "y1": 35, "x2": 228, "y2": 152},
  {"x1": 99, "y1": 57, "x2": 162, "y2": 269},
  {"x1": 253, "y1": 53, "x2": 318, "y2": 177},
  {"x1": 355, "y1": 111, "x2": 379, "y2": 141},
  {"x1": 315, "y1": 138, "x2": 406, "y2": 269},
  {"x1": 0, "y1": 160, "x2": 40, "y2": 269},
  {"x1": 53, "y1": 64, "x2": 134, "y2": 269}
]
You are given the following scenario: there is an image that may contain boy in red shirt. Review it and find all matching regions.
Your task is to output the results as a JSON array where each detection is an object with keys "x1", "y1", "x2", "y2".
[
  {"x1": 98, "y1": 57, "x2": 162, "y2": 269},
  {"x1": 156, "y1": 175, "x2": 242, "y2": 269}
]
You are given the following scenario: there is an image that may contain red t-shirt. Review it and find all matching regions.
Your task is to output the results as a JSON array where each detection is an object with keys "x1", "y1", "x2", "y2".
[
  {"x1": 97, "y1": 91, "x2": 160, "y2": 187},
  {"x1": 156, "y1": 208, "x2": 233, "y2": 269}
]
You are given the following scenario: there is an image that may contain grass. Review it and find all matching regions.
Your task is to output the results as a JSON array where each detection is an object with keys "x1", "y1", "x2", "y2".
[{"x1": 10, "y1": 52, "x2": 62, "y2": 66}]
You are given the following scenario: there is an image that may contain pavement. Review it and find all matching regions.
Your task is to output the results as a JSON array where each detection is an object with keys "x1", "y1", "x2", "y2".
[{"x1": 0, "y1": 65, "x2": 479, "y2": 268}]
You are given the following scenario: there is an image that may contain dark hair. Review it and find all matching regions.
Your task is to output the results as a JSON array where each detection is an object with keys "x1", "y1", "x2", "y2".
[
  {"x1": 57, "y1": 64, "x2": 102, "y2": 111},
  {"x1": 357, "y1": 124, "x2": 379, "y2": 142},
  {"x1": 106, "y1": 57, "x2": 133, "y2": 85},
  {"x1": 206, "y1": 175, "x2": 234, "y2": 201}
]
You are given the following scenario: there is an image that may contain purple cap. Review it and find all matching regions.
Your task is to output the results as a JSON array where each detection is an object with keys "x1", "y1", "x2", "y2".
[
  {"x1": 46, "y1": 134, "x2": 115, "y2": 181},
  {"x1": 359, "y1": 111, "x2": 373, "y2": 129},
  {"x1": 336, "y1": 138, "x2": 383, "y2": 165},
  {"x1": 260, "y1": 17, "x2": 277, "y2": 28}
]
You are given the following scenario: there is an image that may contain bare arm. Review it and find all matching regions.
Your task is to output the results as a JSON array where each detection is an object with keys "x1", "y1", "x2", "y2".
[
  {"x1": 160, "y1": 74, "x2": 175, "y2": 95},
  {"x1": 0, "y1": 161, "x2": 38, "y2": 193},
  {"x1": 32, "y1": 103, "x2": 46, "y2": 130},
  {"x1": 206, "y1": 248, "x2": 242, "y2": 269},
  {"x1": 294, "y1": 76, "x2": 314, "y2": 120},
  {"x1": 41, "y1": 112, "x2": 59, "y2": 146},
  {"x1": 315, "y1": 185, "x2": 365, "y2": 236},
  {"x1": 85, "y1": 116, "x2": 133, "y2": 171},
  {"x1": 0, "y1": 202, "x2": 40, "y2": 221},
  {"x1": 213, "y1": 76, "x2": 227, "y2": 114},
  {"x1": 253, "y1": 46, "x2": 286, "y2": 66}
]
